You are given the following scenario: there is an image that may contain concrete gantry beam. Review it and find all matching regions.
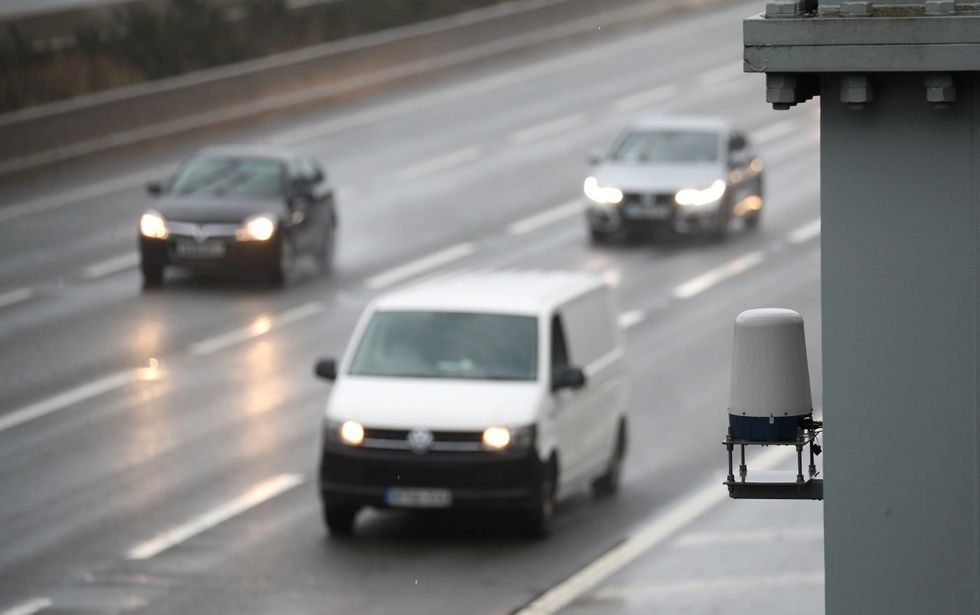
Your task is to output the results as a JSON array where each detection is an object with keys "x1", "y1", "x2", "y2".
[
  {"x1": 742, "y1": 3, "x2": 980, "y2": 615},
  {"x1": 744, "y1": 5, "x2": 980, "y2": 107}
]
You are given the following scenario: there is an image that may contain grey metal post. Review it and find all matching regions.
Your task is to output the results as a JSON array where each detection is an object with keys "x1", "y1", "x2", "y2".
[{"x1": 745, "y1": 2, "x2": 980, "y2": 613}]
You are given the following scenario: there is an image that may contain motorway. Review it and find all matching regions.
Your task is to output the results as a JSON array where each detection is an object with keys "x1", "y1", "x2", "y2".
[{"x1": 0, "y1": 1, "x2": 824, "y2": 613}]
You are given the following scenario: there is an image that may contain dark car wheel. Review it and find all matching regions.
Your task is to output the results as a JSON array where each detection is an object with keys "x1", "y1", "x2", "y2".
[
  {"x1": 316, "y1": 224, "x2": 336, "y2": 272},
  {"x1": 268, "y1": 237, "x2": 295, "y2": 287},
  {"x1": 524, "y1": 458, "x2": 557, "y2": 539},
  {"x1": 323, "y1": 502, "x2": 359, "y2": 537},
  {"x1": 589, "y1": 225, "x2": 619, "y2": 245},
  {"x1": 592, "y1": 420, "x2": 628, "y2": 498},
  {"x1": 141, "y1": 261, "x2": 164, "y2": 289}
]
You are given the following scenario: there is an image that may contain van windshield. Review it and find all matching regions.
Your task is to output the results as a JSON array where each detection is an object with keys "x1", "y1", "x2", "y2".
[{"x1": 348, "y1": 311, "x2": 538, "y2": 381}]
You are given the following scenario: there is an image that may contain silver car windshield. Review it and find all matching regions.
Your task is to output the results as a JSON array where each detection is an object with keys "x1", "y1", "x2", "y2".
[
  {"x1": 608, "y1": 129, "x2": 719, "y2": 164},
  {"x1": 171, "y1": 156, "x2": 285, "y2": 199},
  {"x1": 349, "y1": 311, "x2": 538, "y2": 381}
]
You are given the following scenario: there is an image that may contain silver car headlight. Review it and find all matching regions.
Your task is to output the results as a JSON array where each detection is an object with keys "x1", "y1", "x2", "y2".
[
  {"x1": 584, "y1": 176, "x2": 624, "y2": 205},
  {"x1": 140, "y1": 210, "x2": 169, "y2": 239},
  {"x1": 675, "y1": 179, "x2": 727, "y2": 207},
  {"x1": 236, "y1": 214, "x2": 277, "y2": 241}
]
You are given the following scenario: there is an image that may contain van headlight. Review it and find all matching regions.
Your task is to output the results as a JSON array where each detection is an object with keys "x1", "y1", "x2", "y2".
[
  {"x1": 584, "y1": 176, "x2": 624, "y2": 205},
  {"x1": 236, "y1": 214, "x2": 277, "y2": 241},
  {"x1": 675, "y1": 179, "x2": 727, "y2": 207},
  {"x1": 324, "y1": 419, "x2": 365, "y2": 446},
  {"x1": 482, "y1": 425, "x2": 535, "y2": 451},
  {"x1": 140, "y1": 211, "x2": 169, "y2": 239}
]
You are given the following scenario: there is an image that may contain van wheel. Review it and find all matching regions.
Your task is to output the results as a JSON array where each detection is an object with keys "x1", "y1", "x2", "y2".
[
  {"x1": 524, "y1": 459, "x2": 557, "y2": 538},
  {"x1": 592, "y1": 420, "x2": 627, "y2": 498},
  {"x1": 323, "y1": 503, "x2": 358, "y2": 537}
]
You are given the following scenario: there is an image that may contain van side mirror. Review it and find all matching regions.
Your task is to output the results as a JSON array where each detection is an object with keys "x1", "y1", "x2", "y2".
[
  {"x1": 552, "y1": 366, "x2": 586, "y2": 392},
  {"x1": 586, "y1": 151, "x2": 603, "y2": 166},
  {"x1": 146, "y1": 181, "x2": 164, "y2": 196},
  {"x1": 314, "y1": 358, "x2": 337, "y2": 381}
]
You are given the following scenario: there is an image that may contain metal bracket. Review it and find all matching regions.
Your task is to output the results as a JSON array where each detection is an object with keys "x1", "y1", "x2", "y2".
[{"x1": 724, "y1": 419, "x2": 824, "y2": 500}]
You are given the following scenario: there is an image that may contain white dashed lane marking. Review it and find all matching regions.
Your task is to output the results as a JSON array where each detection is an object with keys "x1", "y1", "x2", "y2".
[
  {"x1": 510, "y1": 114, "x2": 586, "y2": 145},
  {"x1": 81, "y1": 252, "x2": 140, "y2": 279},
  {"x1": 507, "y1": 200, "x2": 582, "y2": 236},
  {"x1": 190, "y1": 301, "x2": 325, "y2": 356},
  {"x1": 364, "y1": 242, "x2": 476, "y2": 290},
  {"x1": 126, "y1": 474, "x2": 303, "y2": 560},
  {"x1": 672, "y1": 251, "x2": 767, "y2": 300},
  {"x1": 0, "y1": 371, "x2": 135, "y2": 435},
  {"x1": 788, "y1": 219, "x2": 821, "y2": 244},
  {"x1": 395, "y1": 147, "x2": 482, "y2": 181},
  {"x1": 0, "y1": 287, "x2": 34, "y2": 310},
  {"x1": 612, "y1": 83, "x2": 679, "y2": 113},
  {"x1": 0, "y1": 598, "x2": 52, "y2": 615}
]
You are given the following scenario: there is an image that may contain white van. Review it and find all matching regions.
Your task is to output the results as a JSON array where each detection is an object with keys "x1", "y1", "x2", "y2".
[{"x1": 313, "y1": 270, "x2": 629, "y2": 537}]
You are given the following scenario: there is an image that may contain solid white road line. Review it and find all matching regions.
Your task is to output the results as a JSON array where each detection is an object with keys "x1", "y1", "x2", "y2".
[
  {"x1": 507, "y1": 200, "x2": 582, "y2": 236},
  {"x1": 672, "y1": 251, "x2": 767, "y2": 300},
  {"x1": 675, "y1": 527, "x2": 823, "y2": 548},
  {"x1": 612, "y1": 84, "x2": 679, "y2": 113},
  {"x1": 592, "y1": 572, "x2": 824, "y2": 600},
  {"x1": 515, "y1": 445, "x2": 797, "y2": 615},
  {"x1": 0, "y1": 598, "x2": 52, "y2": 615},
  {"x1": 0, "y1": 164, "x2": 171, "y2": 224},
  {"x1": 82, "y1": 252, "x2": 140, "y2": 280},
  {"x1": 0, "y1": 371, "x2": 135, "y2": 435},
  {"x1": 752, "y1": 118, "x2": 801, "y2": 146},
  {"x1": 510, "y1": 114, "x2": 586, "y2": 145},
  {"x1": 190, "y1": 301, "x2": 325, "y2": 356},
  {"x1": 126, "y1": 473, "x2": 303, "y2": 560},
  {"x1": 788, "y1": 219, "x2": 821, "y2": 244},
  {"x1": 697, "y1": 61, "x2": 745, "y2": 86},
  {"x1": 0, "y1": 287, "x2": 35, "y2": 310},
  {"x1": 395, "y1": 147, "x2": 482, "y2": 181},
  {"x1": 617, "y1": 310, "x2": 645, "y2": 330},
  {"x1": 365, "y1": 242, "x2": 476, "y2": 290}
]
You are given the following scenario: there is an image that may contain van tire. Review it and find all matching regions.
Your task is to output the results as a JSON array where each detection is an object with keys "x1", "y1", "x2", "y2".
[
  {"x1": 524, "y1": 458, "x2": 557, "y2": 539},
  {"x1": 593, "y1": 420, "x2": 627, "y2": 498},
  {"x1": 323, "y1": 503, "x2": 358, "y2": 537}
]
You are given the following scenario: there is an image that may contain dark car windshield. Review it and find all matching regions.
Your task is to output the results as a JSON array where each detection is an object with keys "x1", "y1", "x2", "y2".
[
  {"x1": 349, "y1": 311, "x2": 538, "y2": 381},
  {"x1": 171, "y1": 156, "x2": 285, "y2": 199},
  {"x1": 608, "y1": 129, "x2": 719, "y2": 164}
]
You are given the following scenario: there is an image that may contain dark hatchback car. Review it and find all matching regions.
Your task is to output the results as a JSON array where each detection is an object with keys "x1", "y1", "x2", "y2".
[{"x1": 138, "y1": 145, "x2": 337, "y2": 288}]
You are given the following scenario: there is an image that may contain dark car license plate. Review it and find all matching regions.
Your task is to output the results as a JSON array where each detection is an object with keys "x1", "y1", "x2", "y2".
[
  {"x1": 176, "y1": 240, "x2": 226, "y2": 258},
  {"x1": 385, "y1": 487, "x2": 452, "y2": 508}
]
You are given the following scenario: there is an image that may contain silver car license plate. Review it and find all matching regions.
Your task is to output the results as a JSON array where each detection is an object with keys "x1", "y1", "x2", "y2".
[
  {"x1": 176, "y1": 240, "x2": 226, "y2": 258},
  {"x1": 385, "y1": 487, "x2": 452, "y2": 509}
]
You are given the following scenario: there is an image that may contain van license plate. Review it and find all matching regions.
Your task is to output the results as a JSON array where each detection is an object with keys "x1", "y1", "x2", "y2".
[{"x1": 385, "y1": 488, "x2": 452, "y2": 508}]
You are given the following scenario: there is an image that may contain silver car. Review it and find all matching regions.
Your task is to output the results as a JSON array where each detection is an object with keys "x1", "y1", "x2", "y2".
[{"x1": 584, "y1": 116, "x2": 764, "y2": 243}]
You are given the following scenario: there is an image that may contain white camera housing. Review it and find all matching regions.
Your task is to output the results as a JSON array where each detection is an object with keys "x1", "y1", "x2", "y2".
[{"x1": 728, "y1": 308, "x2": 813, "y2": 442}]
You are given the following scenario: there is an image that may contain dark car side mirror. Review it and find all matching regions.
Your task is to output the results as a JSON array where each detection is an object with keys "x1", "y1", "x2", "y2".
[
  {"x1": 586, "y1": 151, "x2": 603, "y2": 166},
  {"x1": 314, "y1": 358, "x2": 338, "y2": 381},
  {"x1": 146, "y1": 181, "x2": 164, "y2": 197},
  {"x1": 552, "y1": 365, "x2": 586, "y2": 392}
]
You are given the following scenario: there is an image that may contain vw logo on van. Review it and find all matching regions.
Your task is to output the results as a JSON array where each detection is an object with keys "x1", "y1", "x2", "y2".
[{"x1": 406, "y1": 428, "x2": 434, "y2": 454}]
